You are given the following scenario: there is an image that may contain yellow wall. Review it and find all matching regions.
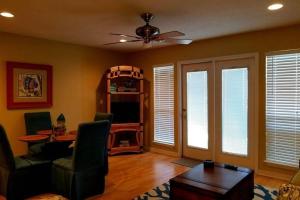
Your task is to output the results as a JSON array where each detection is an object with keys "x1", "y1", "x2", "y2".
[
  {"x1": 1, "y1": 24, "x2": 300, "y2": 178},
  {"x1": 0, "y1": 32, "x2": 125, "y2": 155},
  {"x1": 127, "y1": 24, "x2": 300, "y2": 177}
]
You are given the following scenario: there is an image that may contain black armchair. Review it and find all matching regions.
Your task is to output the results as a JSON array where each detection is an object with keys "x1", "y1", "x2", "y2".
[
  {"x1": 24, "y1": 112, "x2": 52, "y2": 154},
  {"x1": 0, "y1": 125, "x2": 52, "y2": 200},
  {"x1": 51, "y1": 120, "x2": 110, "y2": 200},
  {"x1": 94, "y1": 112, "x2": 113, "y2": 175}
]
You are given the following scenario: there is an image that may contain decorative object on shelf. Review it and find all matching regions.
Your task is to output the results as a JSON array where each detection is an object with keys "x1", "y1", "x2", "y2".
[
  {"x1": 106, "y1": 65, "x2": 144, "y2": 155},
  {"x1": 55, "y1": 113, "x2": 66, "y2": 136},
  {"x1": 110, "y1": 82, "x2": 117, "y2": 92},
  {"x1": 119, "y1": 140, "x2": 130, "y2": 147},
  {"x1": 6, "y1": 61, "x2": 52, "y2": 109}
]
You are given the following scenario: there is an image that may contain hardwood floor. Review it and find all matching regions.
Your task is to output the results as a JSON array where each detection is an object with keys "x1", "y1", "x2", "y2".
[
  {"x1": 89, "y1": 152, "x2": 287, "y2": 200},
  {"x1": 89, "y1": 152, "x2": 190, "y2": 200},
  {"x1": 2, "y1": 152, "x2": 288, "y2": 200}
]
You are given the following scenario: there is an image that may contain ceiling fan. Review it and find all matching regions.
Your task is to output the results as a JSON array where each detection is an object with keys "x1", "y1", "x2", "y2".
[{"x1": 104, "y1": 12, "x2": 192, "y2": 46}]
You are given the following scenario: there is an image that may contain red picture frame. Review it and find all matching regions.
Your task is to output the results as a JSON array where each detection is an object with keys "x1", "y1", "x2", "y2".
[{"x1": 6, "y1": 61, "x2": 53, "y2": 109}]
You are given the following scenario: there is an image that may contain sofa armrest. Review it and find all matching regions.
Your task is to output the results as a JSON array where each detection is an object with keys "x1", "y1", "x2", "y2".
[{"x1": 291, "y1": 170, "x2": 300, "y2": 186}]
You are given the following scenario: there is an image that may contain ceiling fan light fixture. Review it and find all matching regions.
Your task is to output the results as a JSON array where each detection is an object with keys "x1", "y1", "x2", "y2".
[
  {"x1": 105, "y1": 13, "x2": 192, "y2": 46},
  {"x1": 143, "y1": 42, "x2": 152, "y2": 48},
  {"x1": 0, "y1": 11, "x2": 14, "y2": 18},
  {"x1": 268, "y1": 3, "x2": 284, "y2": 10}
]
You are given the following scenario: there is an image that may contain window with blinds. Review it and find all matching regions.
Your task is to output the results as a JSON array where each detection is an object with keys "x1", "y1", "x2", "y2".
[
  {"x1": 266, "y1": 51, "x2": 300, "y2": 167},
  {"x1": 153, "y1": 65, "x2": 175, "y2": 145}
]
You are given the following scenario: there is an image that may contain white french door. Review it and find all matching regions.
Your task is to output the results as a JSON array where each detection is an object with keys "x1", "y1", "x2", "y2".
[
  {"x1": 182, "y1": 56, "x2": 256, "y2": 168},
  {"x1": 182, "y1": 62, "x2": 214, "y2": 160}
]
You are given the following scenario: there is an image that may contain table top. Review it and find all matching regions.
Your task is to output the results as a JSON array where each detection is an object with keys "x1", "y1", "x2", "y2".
[
  {"x1": 37, "y1": 129, "x2": 53, "y2": 135},
  {"x1": 68, "y1": 130, "x2": 77, "y2": 135},
  {"x1": 38, "y1": 129, "x2": 77, "y2": 135},
  {"x1": 55, "y1": 134, "x2": 76, "y2": 142},
  {"x1": 18, "y1": 135, "x2": 49, "y2": 142},
  {"x1": 170, "y1": 163, "x2": 253, "y2": 191}
]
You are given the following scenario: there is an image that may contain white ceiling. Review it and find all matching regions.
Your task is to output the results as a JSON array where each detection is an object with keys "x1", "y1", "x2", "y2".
[{"x1": 0, "y1": 0, "x2": 300, "y2": 52}]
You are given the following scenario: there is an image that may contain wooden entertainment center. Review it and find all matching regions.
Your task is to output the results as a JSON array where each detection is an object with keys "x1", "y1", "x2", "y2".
[{"x1": 106, "y1": 66, "x2": 144, "y2": 155}]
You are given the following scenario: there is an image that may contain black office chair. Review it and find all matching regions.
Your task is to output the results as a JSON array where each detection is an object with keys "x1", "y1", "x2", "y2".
[
  {"x1": 51, "y1": 120, "x2": 110, "y2": 200},
  {"x1": 94, "y1": 112, "x2": 113, "y2": 175},
  {"x1": 24, "y1": 112, "x2": 52, "y2": 154},
  {"x1": 0, "y1": 125, "x2": 51, "y2": 200}
]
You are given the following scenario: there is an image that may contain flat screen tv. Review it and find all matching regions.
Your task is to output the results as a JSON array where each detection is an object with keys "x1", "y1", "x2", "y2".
[{"x1": 111, "y1": 102, "x2": 140, "y2": 123}]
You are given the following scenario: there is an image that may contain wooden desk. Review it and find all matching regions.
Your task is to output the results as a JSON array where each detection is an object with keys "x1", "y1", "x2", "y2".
[
  {"x1": 68, "y1": 130, "x2": 77, "y2": 135},
  {"x1": 170, "y1": 163, "x2": 254, "y2": 200},
  {"x1": 37, "y1": 130, "x2": 53, "y2": 135},
  {"x1": 55, "y1": 134, "x2": 76, "y2": 142},
  {"x1": 18, "y1": 135, "x2": 49, "y2": 142}
]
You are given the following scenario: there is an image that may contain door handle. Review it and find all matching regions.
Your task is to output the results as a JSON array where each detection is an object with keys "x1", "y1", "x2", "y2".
[{"x1": 182, "y1": 108, "x2": 187, "y2": 118}]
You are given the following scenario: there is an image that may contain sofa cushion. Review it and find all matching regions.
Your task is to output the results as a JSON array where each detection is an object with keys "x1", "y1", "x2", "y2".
[{"x1": 278, "y1": 184, "x2": 300, "y2": 200}]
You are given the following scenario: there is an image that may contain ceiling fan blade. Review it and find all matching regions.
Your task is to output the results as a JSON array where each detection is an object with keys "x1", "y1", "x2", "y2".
[
  {"x1": 110, "y1": 33, "x2": 141, "y2": 39},
  {"x1": 103, "y1": 39, "x2": 143, "y2": 45},
  {"x1": 154, "y1": 31, "x2": 185, "y2": 39},
  {"x1": 164, "y1": 38, "x2": 193, "y2": 45}
]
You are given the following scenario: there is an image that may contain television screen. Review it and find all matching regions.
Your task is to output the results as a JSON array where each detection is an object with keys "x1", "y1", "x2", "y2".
[{"x1": 111, "y1": 102, "x2": 140, "y2": 123}]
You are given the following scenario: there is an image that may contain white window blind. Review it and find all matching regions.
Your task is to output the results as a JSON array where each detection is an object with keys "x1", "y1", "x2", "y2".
[
  {"x1": 153, "y1": 65, "x2": 175, "y2": 145},
  {"x1": 266, "y1": 51, "x2": 300, "y2": 167}
]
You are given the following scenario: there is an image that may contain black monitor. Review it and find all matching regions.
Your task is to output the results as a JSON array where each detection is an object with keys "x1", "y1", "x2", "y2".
[{"x1": 110, "y1": 101, "x2": 140, "y2": 123}]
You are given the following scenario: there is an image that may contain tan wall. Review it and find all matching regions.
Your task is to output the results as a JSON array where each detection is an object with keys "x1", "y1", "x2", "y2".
[
  {"x1": 0, "y1": 32, "x2": 125, "y2": 155},
  {"x1": 127, "y1": 24, "x2": 300, "y2": 177},
  {"x1": 1, "y1": 24, "x2": 300, "y2": 178}
]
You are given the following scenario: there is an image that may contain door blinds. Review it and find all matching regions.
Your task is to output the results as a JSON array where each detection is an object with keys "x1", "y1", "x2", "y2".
[
  {"x1": 266, "y1": 51, "x2": 300, "y2": 167},
  {"x1": 153, "y1": 65, "x2": 175, "y2": 145}
]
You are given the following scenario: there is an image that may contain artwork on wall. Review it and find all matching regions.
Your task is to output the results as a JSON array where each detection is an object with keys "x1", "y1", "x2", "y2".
[{"x1": 6, "y1": 61, "x2": 52, "y2": 109}]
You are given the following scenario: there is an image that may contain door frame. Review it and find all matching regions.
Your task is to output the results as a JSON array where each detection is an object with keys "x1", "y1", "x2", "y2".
[{"x1": 177, "y1": 53, "x2": 259, "y2": 169}]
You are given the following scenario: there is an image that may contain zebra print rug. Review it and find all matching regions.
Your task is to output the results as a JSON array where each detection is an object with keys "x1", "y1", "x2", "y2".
[{"x1": 133, "y1": 183, "x2": 278, "y2": 200}]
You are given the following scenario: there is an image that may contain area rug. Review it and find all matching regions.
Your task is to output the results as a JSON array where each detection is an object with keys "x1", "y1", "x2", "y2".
[
  {"x1": 171, "y1": 158, "x2": 202, "y2": 168},
  {"x1": 133, "y1": 182, "x2": 278, "y2": 200}
]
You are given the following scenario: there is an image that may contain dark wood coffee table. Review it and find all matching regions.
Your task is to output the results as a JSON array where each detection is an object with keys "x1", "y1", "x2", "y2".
[{"x1": 169, "y1": 163, "x2": 254, "y2": 200}]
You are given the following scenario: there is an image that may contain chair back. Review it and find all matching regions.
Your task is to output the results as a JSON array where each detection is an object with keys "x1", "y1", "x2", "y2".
[
  {"x1": 24, "y1": 112, "x2": 52, "y2": 135},
  {"x1": 94, "y1": 112, "x2": 113, "y2": 128},
  {"x1": 0, "y1": 125, "x2": 15, "y2": 171},
  {"x1": 72, "y1": 121, "x2": 110, "y2": 172},
  {"x1": 93, "y1": 112, "x2": 113, "y2": 175}
]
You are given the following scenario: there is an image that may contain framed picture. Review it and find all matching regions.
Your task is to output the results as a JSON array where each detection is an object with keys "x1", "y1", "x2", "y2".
[{"x1": 6, "y1": 61, "x2": 53, "y2": 109}]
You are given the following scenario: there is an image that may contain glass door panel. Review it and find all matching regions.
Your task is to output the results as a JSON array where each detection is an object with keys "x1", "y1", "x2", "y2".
[
  {"x1": 222, "y1": 68, "x2": 248, "y2": 155},
  {"x1": 187, "y1": 71, "x2": 208, "y2": 149}
]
